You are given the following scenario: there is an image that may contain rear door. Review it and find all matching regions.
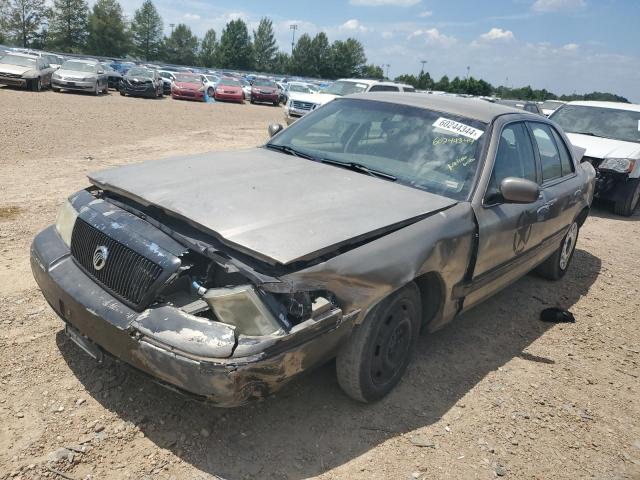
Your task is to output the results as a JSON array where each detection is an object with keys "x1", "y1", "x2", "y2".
[{"x1": 526, "y1": 121, "x2": 583, "y2": 242}]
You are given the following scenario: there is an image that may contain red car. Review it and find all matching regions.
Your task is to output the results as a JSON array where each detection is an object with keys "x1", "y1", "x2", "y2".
[
  {"x1": 171, "y1": 73, "x2": 205, "y2": 101},
  {"x1": 214, "y1": 77, "x2": 244, "y2": 103},
  {"x1": 250, "y1": 78, "x2": 280, "y2": 106}
]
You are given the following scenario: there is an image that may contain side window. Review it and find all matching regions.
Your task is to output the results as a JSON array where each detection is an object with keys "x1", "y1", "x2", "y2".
[
  {"x1": 486, "y1": 123, "x2": 537, "y2": 203},
  {"x1": 550, "y1": 128, "x2": 575, "y2": 176},
  {"x1": 369, "y1": 85, "x2": 399, "y2": 92},
  {"x1": 530, "y1": 123, "x2": 562, "y2": 183}
]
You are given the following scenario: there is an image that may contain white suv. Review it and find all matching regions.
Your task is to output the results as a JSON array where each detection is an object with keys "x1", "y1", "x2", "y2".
[{"x1": 285, "y1": 78, "x2": 415, "y2": 124}]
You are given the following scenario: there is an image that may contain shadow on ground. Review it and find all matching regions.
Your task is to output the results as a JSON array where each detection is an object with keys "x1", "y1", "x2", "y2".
[
  {"x1": 589, "y1": 199, "x2": 640, "y2": 222},
  {"x1": 56, "y1": 248, "x2": 601, "y2": 480}
]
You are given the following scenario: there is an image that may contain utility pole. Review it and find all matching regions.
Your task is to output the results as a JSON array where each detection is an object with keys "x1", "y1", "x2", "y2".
[
  {"x1": 290, "y1": 24, "x2": 298, "y2": 55},
  {"x1": 466, "y1": 65, "x2": 470, "y2": 80},
  {"x1": 169, "y1": 23, "x2": 175, "y2": 34},
  {"x1": 420, "y1": 60, "x2": 427, "y2": 74},
  {"x1": 386, "y1": 64, "x2": 390, "y2": 79}
]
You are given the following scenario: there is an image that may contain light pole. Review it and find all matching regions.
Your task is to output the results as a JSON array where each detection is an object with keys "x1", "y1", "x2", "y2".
[
  {"x1": 466, "y1": 65, "x2": 470, "y2": 80},
  {"x1": 169, "y1": 23, "x2": 175, "y2": 34},
  {"x1": 290, "y1": 24, "x2": 298, "y2": 55},
  {"x1": 420, "y1": 60, "x2": 427, "y2": 74},
  {"x1": 385, "y1": 64, "x2": 390, "y2": 79}
]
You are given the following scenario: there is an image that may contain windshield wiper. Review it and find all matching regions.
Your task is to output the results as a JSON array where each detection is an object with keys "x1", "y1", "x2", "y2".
[
  {"x1": 265, "y1": 144, "x2": 318, "y2": 160},
  {"x1": 320, "y1": 158, "x2": 397, "y2": 181}
]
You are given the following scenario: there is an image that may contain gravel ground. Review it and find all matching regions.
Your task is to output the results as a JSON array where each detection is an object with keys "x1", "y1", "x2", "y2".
[{"x1": 0, "y1": 86, "x2": 639, "y2": 480}]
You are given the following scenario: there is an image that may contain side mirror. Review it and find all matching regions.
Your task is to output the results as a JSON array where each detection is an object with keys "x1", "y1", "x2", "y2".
[
  {"x1": 268, "y1": 123, "x2": 284, "y2": 137},
  {"x1": 500, "y1": 177, "x2": 540, "y2": 204}
]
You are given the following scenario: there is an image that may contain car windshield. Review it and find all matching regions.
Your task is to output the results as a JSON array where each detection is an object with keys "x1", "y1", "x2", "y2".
[
  {"x1": 61, "y1": 61, "x2": 97, "y2": 73},
  {"x1": 205, "y1": 75, "x2": 219, "y2": 83},
  {"x1": 324, "y1": 80, "x2": 369, "y2": 96},
  {"x1": 551, "y1": 105, "x2": 640, "y2": 144},
  {"x1": 127, "y1": 68, "x2": 151, "y2": 77},
  {"x1": 289, "y1": 84, "x2": 312, "y2": 93},
  {"x1": 0, "y1": 55, "x2": 36, "y2": 67},
  {"x1": 219, "y1": 78, "x2": 240, "y2": 86},
  {"x1": 268, "y1": 98, "x2": 487, "y2": 200},
  {"x1": 541, "y1": 100, "x2": 563, "y2": 111},
  {"x1": 175, "y1": 74, "x2": 200, "y2": 83},
  {"x1": 253, "y1": 79, "x2": 275, "y2": 87}
]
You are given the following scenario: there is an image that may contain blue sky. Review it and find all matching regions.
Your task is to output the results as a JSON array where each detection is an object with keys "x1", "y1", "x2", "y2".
[{"x1": 118, "y1": 0, "x2": 640, "y2": 101}]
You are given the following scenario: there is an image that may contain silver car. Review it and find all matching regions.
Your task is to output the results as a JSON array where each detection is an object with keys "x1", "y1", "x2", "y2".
[
  {"x1": 0, "y1": 52, "x2": 55, "y2": 91},
  {"x1": 52, "y1": 59, "x2": 109, "y2": 95},
  {"x1": 31, "y1": 94, "x2": 595, "y2": 406}
]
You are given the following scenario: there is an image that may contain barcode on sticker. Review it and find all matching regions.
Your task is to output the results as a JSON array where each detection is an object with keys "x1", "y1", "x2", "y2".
[{"x1": 432, "y1": 117, "x2": 484, "y2": 140}]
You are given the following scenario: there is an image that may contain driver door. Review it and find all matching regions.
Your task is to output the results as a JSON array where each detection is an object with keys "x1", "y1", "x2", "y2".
[{"x1": 465, "y1": 122, "x2": 547, "y2": 308}]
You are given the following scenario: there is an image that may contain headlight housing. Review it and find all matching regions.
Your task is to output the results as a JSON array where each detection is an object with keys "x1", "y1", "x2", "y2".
[
  {"x1": 55, "y1": 200, "x2": 78, "y2": 247},
  {"x1": 203, "y1": 285, "x2": 282, "y2": 336},
  {"x1": 599, "y1": 158, "x2": 636, "y2": 174}
]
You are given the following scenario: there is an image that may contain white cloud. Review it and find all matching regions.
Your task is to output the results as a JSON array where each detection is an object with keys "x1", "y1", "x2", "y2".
[
  {"x1": 562, "y1": 43, "x2": 579, "y2": 51},
  {"x1": 478, "y1": 27, "x2": 515, "y2": 42},
  {"x1": 183, "y1": 13, "x2": 201, "y2": 21},
  {"x1": 409, "y1": 28, "x2": 456, "y2": 47},
  {"x1": 350, "y1": 0, "x2": 421, "y2": 6},
  {"x1": 418, "y1": 10, "x2": 433, "y2": 17},
  {"x1": 382, "y1": 31, "x2": 394, "y2": 39},
  {"x1": 531, "y1": 0, "x2": 586, "y2": 13},
  {"x1": 340, "y1": 19, "x2": 369, "y2": 33}
]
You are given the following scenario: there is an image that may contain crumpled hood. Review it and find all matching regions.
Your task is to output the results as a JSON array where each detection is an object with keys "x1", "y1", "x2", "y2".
[
  {"x1": 89, "y1": 148, "x2": 456, "y2": 265},
  {"x1": 289, "y1": 92, "x2": 336, "y2": 106},
  {"x1": 0, "y1": 63, "x2": 32, "y2": 75},
  {"x1": 566, "y1": 133, "x2": 640, "y2": 160}
]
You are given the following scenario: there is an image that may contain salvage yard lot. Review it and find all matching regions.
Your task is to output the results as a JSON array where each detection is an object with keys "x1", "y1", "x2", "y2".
[{"x1": 0, "y1": 87, "x2": 639, "y2": 480}]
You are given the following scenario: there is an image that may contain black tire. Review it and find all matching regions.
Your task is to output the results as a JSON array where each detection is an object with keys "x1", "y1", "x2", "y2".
[
  {"x1": 31, "y1": 78, "x2": 42, "y2": 92},
  {"x1": 102, "y1": 84, "x2": 108, "y2": 94},
  {"x1": 52, "y1": 86, "x2": 60, "y2": 92},
  {"x1": 250, "y1": 97, "x2": 255, "y2": 104},
  {"x1": 207, "y1": 87, "x2": 214, "y2": 97},
  {"x1": 119, "y1": 90, "x2": 125, "y2": 96},
  {"x1": 535, "y1": 221, "x2": 579, "y2": 280},
  {"x1": 94, "y1": 82, "x2": 100, "y2": 95},
  {"x1": 273, "y1": 100, "x2": 279, "y2": 106},
  {"x1": 613, "y1": 178, "x2": 640, "y2": 216},
  {"x1": 336, "y1": 282, "x2": 421, "y2": 403}
]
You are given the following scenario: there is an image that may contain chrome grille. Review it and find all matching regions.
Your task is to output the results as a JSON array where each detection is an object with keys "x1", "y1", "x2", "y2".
[
  {"x1": 291, "y1": 100, "x2": 316, "y2": 111},
  {"x1": 70, "y1": 219, "x2": 163, "y2": 309}
]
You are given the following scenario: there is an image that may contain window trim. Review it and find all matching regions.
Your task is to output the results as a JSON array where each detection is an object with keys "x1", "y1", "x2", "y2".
[
  {"x1": 525, "y1": 121, "x2": 577, "y2": 188},
  {"x1": 482, "y1": 120, "x2": 541, "y2": 207}
]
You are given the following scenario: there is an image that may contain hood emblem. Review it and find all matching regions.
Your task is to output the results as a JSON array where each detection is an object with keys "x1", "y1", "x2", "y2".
[{"x1": 92, "y1": 245, "x2": 109, "y2": 271}]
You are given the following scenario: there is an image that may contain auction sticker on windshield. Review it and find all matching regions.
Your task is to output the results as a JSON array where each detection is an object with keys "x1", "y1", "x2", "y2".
[{"x1": 432, "y1": 117, "x2": 484, "y2": 140}]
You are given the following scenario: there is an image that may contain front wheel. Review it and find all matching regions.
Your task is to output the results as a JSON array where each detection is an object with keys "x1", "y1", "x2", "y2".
[
  {"x1": 536, "y1": 221, "x2": 579, "y2": 280},
  {"x1": 614, "y1": 178, "x2": 640, "y2": 216},
  {"x1": 119, "y1": 90, "x2": 125, "y2": 96},
  {"x1": 31, "y1": 78, "x2": 42, "y2": 92},
  {"x1": 336, "y1": 283, "x2": 421, "y2": 403}
]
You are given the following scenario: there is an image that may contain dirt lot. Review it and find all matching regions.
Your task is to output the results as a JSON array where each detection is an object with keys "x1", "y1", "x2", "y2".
[{"x1": 0, "y1": 86, "x2": 639, "y2": 480}]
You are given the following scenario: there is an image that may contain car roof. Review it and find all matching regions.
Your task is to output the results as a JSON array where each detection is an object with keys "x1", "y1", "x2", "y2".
[
  {"x1": 346, "y1": 92, "x2": 527, "y2": 123},
  {"x1": 64, "y1": 59, "x2": 97, "y2": 64},
  {"x1": 566, "y1": 101, "x2": 640, "y2": 113},
  {"x1": 3, "y1": 52, "x2": 38, "y2": 59}
]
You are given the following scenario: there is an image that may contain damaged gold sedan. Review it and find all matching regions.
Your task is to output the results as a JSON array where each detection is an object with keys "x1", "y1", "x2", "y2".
[{"x1": 31, "y1": 94, "x2": 595, "y2": 406}]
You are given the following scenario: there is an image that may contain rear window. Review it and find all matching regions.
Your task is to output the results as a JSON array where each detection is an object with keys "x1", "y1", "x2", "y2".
[{"x1": 369, "y1": 85, "x2": 400, "y2": 92}]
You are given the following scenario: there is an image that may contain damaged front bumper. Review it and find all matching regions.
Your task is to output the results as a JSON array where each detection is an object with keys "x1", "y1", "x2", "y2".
[{"x1": 31, "y1": 225, "x2": 353, "y2": 407}]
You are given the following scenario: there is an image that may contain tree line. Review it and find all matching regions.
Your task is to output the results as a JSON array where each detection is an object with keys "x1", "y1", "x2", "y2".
[
  {"x1": 0, "y1": 0, "x2": 377, "y2": 78},
  {"x1": 0, "y1": 0, "x2": 628, "y2": 101}
]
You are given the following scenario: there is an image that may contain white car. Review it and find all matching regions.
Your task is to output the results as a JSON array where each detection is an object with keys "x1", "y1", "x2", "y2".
[
  {"x1": 541, "y1": 100, "x2": 566, "y2": 117},
  {"x1": 551, "y1": 101, "x2": 640, "y2": 216},
  {"x1": 284, "y1": 79, "x2": 415, "y2": 124},
  {"x1": 201, "y1": 74, "x2": 220, "y2": 97}
]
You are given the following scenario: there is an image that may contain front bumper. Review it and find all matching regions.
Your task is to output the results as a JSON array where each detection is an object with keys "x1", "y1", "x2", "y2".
[
  {"x1": 252, "y1": 92, "x2": 279, "y2": 103},
  {"x1": 31, "y1": 225, "x2": 349, "y2": 407},
  {"x1": 172, "y1": 89, "x2": 204, "y2": 101},
  {"x1": 0, "y1": 75, "x2": 27, "y2": 87},
  {"x1": 285, "y1": 109, "x2": 306, "y2": 125},
  {"x1": 52, "y1": 79, "x2": 95, "y2": 91},
  {"x1": 214, "y1": 92, "x2": 243, "y2": 102},
  {"x1": 121, "y1": 82, "x2": 156, "y2": 97}
]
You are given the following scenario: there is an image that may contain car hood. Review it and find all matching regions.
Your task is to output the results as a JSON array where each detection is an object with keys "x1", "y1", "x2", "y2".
[
  {"x1": 175, "y1": 81, "x2": 200, "y2": 89},
  {"x1": 89, "y1": 148, "x2": 457, "y2": 265},
  {"x1": 566, "y1": 133, "x2": 640, "y2": 160},
  {"x1": 57, "y1": 68, "x2": 95, "y2": 78},
  {"x1": 0, "y1": 63, "x2": 32, "y2": 75},
  {"x1": 289, "y1": 92, "x2": 335, "y2": 105},
  {"x1": 124, "y1": 76, "x2": 152, "y2": 82}
]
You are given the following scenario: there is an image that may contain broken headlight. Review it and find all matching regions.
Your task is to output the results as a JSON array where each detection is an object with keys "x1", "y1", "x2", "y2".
[
  {"x1": 203, "y1": 285, "x2": 283, "y2": 336},
  {"x1": 55, "y1": 200, "x2": 78, "y2": 247},
  {"x1": 599, "y1": 158, "x2": 635, "y2": 174}
]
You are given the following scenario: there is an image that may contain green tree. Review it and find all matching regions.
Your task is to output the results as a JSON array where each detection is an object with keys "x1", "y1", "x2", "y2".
[
  {"x1": 164, "y1": 23, "x2": 198, "y2": 65},
  {"x1": 434, "y1": 74, "x2": 449, "y2": 91},
  {"x1": 199, "y1": 28, "x2": 217, "y2": 67},
  {"x1": 330, "y1": 38, "x2": 366, "y2": 78},
  {"x1": 311, "y1": 32, "x2": 331, "y2": 78},
  {"x1": 252, "y1": 17, "x2": 276, "y2": 72},
  {"x1": 218, "y1": 18, "x2": 253, "y2": 69},
  {"x1": 359, "y1": 64, "x2": 383, "y2": 79},
  {"x1": 290, "y1": 33, "x2": 313, "y2": 76},
  {"x1": 4, "y1": 0, "x2": 46, "y2": 47},
  {"x1": 395, "y1": 74, "x2": 418, "y2": 87},
  {"x1": 131, "y1": 0, "x2": 163, "y2": 61},
  {"x1": 86, "y1": 0, "x2": 129, "y2": 57},
  {"x1": 272, "y1": 51, "x2": 290, "y2": 74},
  {"x1": 48, "y1": 0, "x2": 89, "y2": 52}
]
